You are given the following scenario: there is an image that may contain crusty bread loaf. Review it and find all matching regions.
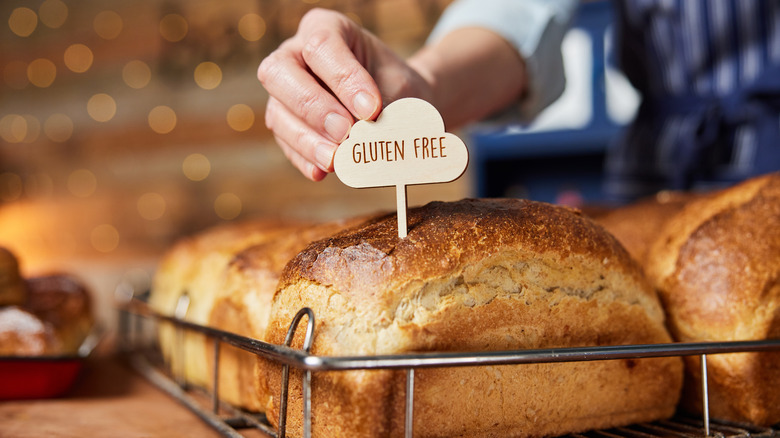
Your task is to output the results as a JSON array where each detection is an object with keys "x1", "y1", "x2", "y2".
[
  {"x1": 0, "y1": 306, "x2": 61, "y2": 355},
  {"x1": 0, "y1": 247, "x2": 26, "y2": 306},
  {"x1": 645, "y1": 172, "x2": 780, "y2": 426},
  {"x1": 206, "y1": 216, "x2": 372, "y2": 411},
  {"x1": 150, "y1": 219, "x2": 305, "y2": 389},
  {"x1": 594, "y1": 191, "x2": 696, "y2": 265},
  {"x1": 262, "y1": 198, "x2": 683, "y2": 438},
  {"x1": 23, "y1": 274, "x2": 94, "y2": 354}
]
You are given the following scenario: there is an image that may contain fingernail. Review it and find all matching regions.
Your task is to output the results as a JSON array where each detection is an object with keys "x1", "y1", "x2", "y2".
[
  {"x1": 324, "y1": 113, "x2": 350, "y2": 142},
  {"x1": 353, "y1": 92, "x2": 378, "y2": 120},
  {"x1": 315, "y1": 143, "x2": 336, "y2": 171}
]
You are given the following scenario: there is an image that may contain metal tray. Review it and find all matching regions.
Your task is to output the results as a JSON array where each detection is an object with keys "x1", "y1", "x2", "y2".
[{"x1": 118, "y1": 294, "x2": 780, "y2": 438}]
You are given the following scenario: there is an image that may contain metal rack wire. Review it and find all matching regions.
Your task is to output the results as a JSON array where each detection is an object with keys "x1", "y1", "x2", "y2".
[{"x1": 117, "y1": 292, "x2": 780, "y2": 438}]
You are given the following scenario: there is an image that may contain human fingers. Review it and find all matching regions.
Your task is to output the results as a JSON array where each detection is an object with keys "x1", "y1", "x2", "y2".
[
  {"x1": 265, "y1": 96, "x2": 338, "y2": 177},
  {"x1": 298, "y1": 9, "x2": 381, "y2": 121},
  {"x1": 258, "y1": 40, "x2": 353, "y2": 144},
  {"x1": 274, "y1": 134, "x2": 328, "y2": 182}
]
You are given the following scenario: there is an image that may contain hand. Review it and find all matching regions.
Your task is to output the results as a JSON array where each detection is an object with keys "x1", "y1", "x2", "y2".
[{"x1": 258, "y1": 8, "x2": 432, "y2": 181}]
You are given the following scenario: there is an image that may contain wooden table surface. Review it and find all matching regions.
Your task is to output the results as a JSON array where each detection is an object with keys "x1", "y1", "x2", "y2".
[{"x1": 0, "y1": 355, "x2": 268, "y2": 438}]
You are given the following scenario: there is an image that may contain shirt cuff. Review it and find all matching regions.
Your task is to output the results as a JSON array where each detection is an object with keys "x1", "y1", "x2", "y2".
[{"x1": 427, "y1": 0, "x2": 578, "y2": 122}]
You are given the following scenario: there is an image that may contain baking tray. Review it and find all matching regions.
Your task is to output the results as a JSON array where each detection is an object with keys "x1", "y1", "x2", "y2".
[{"x1": 118, "y1": 296, "x2": 780, "y2": 438}]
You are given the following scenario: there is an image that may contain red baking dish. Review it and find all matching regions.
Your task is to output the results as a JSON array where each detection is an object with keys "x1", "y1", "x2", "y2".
[
  {"x1": 0, "y1": 326, "x2": 102, "y2": 400},
  {"x1": 0, "y1": 355, "x2": 84, "y2": 399}
]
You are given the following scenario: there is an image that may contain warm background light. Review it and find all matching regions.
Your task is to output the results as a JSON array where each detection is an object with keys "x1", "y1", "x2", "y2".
[
  {"x1": 91, "y1": 224, "x2": 120, "y2": 252},
  {"x1": 27, "y1": 58, "x2": 57, "y2": 88},
  {"x1": 238, "y1": 13, "x2": 266, "y2": 42},
  {"x1": 39, "y1": 0, "x2": 68, "y2": 29},
  {"x1": 0, "y1": 173, "x2": 23, "y2": 202},
  {"x1": 182, "y1": 153, "x2": 211, "y2": 181},
  {"x1": 137, "y1": 192, "x2": 166, "y2": 220},
  {"x1": 67, "y1": 169, "x2": 97, "y2": 197},
  {"x1": 148, "y1": 105, "x2": 177, "y2": 134},
  {"x1": 3, "y1": 61, "x2": 29, "y2": 89},
  {"x1": 64, "y1": 44, "x2": 94, "y2": 73},
  {"x1": 87, "y1": 93, "x2": 117, "y2": 122},
  {"x1": 93, "y1": 10, "x2": 123, "y2": 40},
  {"x1": 44, "y1": 113, "x2": 74, "y2": 143},
  {"x1": 214, "y1": 193, "x2": 242, "y2": 220},
  {"x1": 226, "y1": 104, "x2": 254, "y2": 132},
  {"x1": 159, "y1": 13, "x2": 188, "y2": 42},
  {"x1": 122, "y1": 60, "x2": 151, "y2": 89},
  {"x1": 194, "y1": 62, "x2": 222, "y2": 90},
  {"x1": 0, "y1": 114, "x2": 27, "y2": 143},
  {"x1": 9, "y1": 7, "x2": 38, "y2": 37}
]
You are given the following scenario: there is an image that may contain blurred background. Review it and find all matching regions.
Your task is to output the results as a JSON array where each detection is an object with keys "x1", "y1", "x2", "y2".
[{"x1": 0, "y1": 0, "x2": 638, "y2": 327}]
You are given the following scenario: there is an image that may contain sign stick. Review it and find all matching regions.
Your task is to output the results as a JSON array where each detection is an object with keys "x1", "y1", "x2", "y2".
[{"x1": 396, "y1": 184, "x2": 408, "y2": 238}]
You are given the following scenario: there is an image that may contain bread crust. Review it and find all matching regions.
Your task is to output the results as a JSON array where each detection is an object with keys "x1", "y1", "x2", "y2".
[
  {"x1": 207, "y1": 216, "x2": 373, "y2": 410},
  {"x1": 264, "y1": 198, "x2": 682, "y2": 437},
  {"x1": 645, "y1": 173, "x2": 780, "y2": 425},
  {"x1": 150, "y1": 219, "x2": 302, "y2": 389}
]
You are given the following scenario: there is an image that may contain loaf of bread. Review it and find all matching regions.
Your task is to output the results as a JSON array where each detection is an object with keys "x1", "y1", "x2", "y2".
[
  {"x1": 645, "y1": 172, "x2": 780, "y2": 426},
  {"x1": 0, "y1": 247, "x2": 27, "y2": 306},
  {"x1": 594, "y1": 191, "x2": 696, "y2": 265},
  {"x1": 206, "y1": 216, "x2": 372, "y2": 411},
  {"x1": 149, "y1": 219, "x2": 306, "y2": 389},
  {"x1": 262, "y1": 198, "x2": 683, "y2": 438},
  {"x1": 24, "y1": 274, "x2": 94, "y2": 354},
  {"x1": 0, "y1": 306, "x2": 61, "y2": 355},
  {"x1": 0, "y1": 246, "x2": 94, "y2": 356}
]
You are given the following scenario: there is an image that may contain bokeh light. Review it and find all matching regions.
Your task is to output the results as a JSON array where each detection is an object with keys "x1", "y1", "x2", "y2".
[
  {"x1": 226, "y1": 104, "x2": 254, "y2": 132},
  {"x1": 238, "y1": 13, "x2": 266, "y2": 42},
  {"x1": 19, "y1": 114, "x2": 41, "y2": 143},
  {"x1": 159, "y1": 13, "x2": 188, "y2": 42},
  {"x1": 64, "y1": 43, "x2": 94, "y2": 73},
  {"x1": 194, "y1": 62, "x2": 222, "y2": 90},
  {"x1": 25, "y1": 173, "x2": 54, "y2": 198},
  {"x1": 0, "y1": 114, "x2": 28, "y2": 143},
  {"x1": 0, "y1": 114, "x2": 41, "y2": 143},
  {"x1": 87, "y1": 93, "x2": 117, "y2": 122},
  {"x1": 44, "y1": 113, "x2": 74, "y2": 142},
  {"x1": 182, "y1": 153, "x2": 211, "y2": 181},
  {"x1": 94, "y1": 10, "x2": 123, "y2": 40},
  {"x1": 91, "y1": 224, "x2": 119, "y2": 253},
  {"x1": 148, "y1": 105, "x2": 177, "y2": 134},
  {"x1": 9, "y1": 7, "x2": 38, "y2": 37},
  {"x1": 137, "y1": 192, "x2": 166, "y2": 220},
  {"x1": 27, "y1": 58, "x2": 57, "y2": 88},
  {"x1": 0, "y1": 173, "x2": 23, "y2": 202},
  {"x1": 3, "y1": 61, "x2": 29, "y2": 89},
  {"x1": 67, "y1": 169, "x2": 97, "y2": 197},
  {"x1": 39, "y1": 0, "x2": 68, "y2": 29},
  {"x1": 214, "y1": 193, "x2": 242, "y2": 220},
  {"x1": 122, "y1": 60, "x2": 151, "y2": 89}
]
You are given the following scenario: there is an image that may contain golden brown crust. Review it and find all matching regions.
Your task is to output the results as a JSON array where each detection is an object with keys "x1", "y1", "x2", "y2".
[
  {"x1": 206, "y1": 216, "x2": 372, "y2": 411},
  {"x1": 23, "y1": 274, "x2": 94, "y2": 354},
  {"x1": 150, "y1": 219, "x2": 304, "y2": 389},
  {"x1": 0, "y1": 247, "x2": 27, "y2": 306},
  {"x1": 594, "y1": 191, "x2": 697, "y2": 265},
  {"x1": 265, "y1": 198, "x2": 682, "y2": 437},
  {"x1": 645, "y1": 172, "x2": 780, "y2": 425}
]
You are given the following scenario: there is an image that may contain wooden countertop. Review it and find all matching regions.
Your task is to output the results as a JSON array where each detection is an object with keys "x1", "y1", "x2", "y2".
[{"x1": 0, "y1": 355, "x2": 268, "y2": 438}]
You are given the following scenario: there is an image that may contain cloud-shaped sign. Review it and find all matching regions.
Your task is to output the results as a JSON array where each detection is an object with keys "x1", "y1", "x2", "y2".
[
  {"x1": 333, "y1": 98, "x2": 469, "y2": 238},
  {"x1": 334, "y1": 97, "x2": 469, "y2": 188}
]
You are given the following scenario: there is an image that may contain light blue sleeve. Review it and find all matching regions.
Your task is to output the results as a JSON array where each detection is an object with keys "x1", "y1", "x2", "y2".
[{"x1": 428, "y1": 0, "x2": 579, "y2": 122}]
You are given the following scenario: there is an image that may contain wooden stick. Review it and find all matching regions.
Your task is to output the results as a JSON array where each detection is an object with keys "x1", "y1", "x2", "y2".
[{"x1": 396, "y1": 184, "x2": 408, "y2": 238}]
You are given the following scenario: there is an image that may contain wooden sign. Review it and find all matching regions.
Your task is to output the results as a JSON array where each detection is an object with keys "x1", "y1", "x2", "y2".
[{"x1": 334, "y1": 97, "x2": 469, "y2": 238}]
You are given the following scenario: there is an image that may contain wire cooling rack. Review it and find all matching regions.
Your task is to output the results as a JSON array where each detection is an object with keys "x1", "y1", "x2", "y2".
[{"x1": 117, "y1": 291, "x2": 780, "y2": 438}]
